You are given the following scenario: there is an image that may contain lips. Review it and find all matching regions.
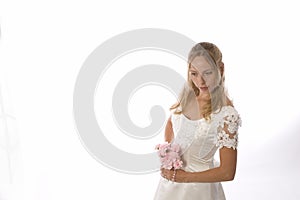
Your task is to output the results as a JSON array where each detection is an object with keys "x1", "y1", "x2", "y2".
[{"x1": 199, "y1": 87, "x2": 208, "y2": 90}]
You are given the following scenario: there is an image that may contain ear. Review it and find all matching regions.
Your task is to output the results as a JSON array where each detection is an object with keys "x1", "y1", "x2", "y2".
[{"x1": 219, "y1": 62, "x2": 224, "y2": 77}]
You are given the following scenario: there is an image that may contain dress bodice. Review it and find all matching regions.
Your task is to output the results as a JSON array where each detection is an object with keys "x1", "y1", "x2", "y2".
[
  {"x1": 154, "y1": 105, "x2": 242, "y2": 200},
  {"x1": 171, "y1": 105, "x2": 242, "y2": 172}
]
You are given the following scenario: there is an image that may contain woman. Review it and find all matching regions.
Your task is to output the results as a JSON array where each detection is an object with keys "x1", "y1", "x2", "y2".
[{"x1": 154, "y1": 42, "x2": 242, "y2": 200}]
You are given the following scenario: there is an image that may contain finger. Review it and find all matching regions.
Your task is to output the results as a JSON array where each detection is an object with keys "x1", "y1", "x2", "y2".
[{"x1": 160, "y1": 170, "x2": 165, "y2": 178}]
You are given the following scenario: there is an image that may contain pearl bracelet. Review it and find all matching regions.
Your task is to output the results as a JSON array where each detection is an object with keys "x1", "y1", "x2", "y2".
[{"x1": 171, "y1": 170, "x2": 176, "y2": 182}]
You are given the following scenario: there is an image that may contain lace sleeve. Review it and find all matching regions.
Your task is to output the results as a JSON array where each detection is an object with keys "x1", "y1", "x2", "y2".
[{"x1": 216, "y1": 107, "x2": 242, "y2": 150}]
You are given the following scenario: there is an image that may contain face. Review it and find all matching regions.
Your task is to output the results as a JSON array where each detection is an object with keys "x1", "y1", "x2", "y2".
[{"x1": 189, "y1": 56, "x2": 219, "y2": 93}]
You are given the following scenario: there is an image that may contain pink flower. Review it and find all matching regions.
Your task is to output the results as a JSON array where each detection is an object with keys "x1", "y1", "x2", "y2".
[
  {"x1": 170, "y1": 143, "x2": 180, "y2": 153},
  {"x1": 173, "y1": 159, "x2": 183, "y2": 169},
  {"x1": 155, "y1": 142, "x2": 183, "y2": 170}
]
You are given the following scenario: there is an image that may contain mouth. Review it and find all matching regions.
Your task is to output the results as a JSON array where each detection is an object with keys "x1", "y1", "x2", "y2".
[{"x1": 199, "y1": 86, "x2": 209, "y2": 91}]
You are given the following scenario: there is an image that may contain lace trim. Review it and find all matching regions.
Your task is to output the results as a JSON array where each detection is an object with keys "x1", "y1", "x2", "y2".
[
  {"x1": 216, "y1": 130, "x2": 239, "y2": 150},
  {"x1": 215, "y1": 107, "x2": 242, "y2": 150}
]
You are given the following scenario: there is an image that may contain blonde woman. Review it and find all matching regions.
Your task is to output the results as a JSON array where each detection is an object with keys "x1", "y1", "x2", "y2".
[{"x1": 154, "y1": 42, "x2": 242, "y2": 200}]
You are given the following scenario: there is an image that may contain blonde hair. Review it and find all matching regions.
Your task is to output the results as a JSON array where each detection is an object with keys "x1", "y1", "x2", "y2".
[{"x1": 170, "y1": 42, "x2": 230, "y2": 120}]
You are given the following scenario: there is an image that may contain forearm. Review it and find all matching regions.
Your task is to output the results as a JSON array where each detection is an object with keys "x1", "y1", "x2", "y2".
[
  {"x1": 183, "y1": 167, "x2": 235, "y2": 183},
  {"x1": 183, "y1": 147, "x2": 238, "y2": 183}
]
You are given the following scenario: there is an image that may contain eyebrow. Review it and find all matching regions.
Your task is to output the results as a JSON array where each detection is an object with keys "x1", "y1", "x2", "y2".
[
  {"x1": 189, "y1": 67, "x2": 212, "y2": 73},
  {"x1": 203, "y1": 69, "x2": 213, "y2": 73}
]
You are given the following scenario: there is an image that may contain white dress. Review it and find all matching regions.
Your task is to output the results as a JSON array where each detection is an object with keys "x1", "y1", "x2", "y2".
[{"x1": 154, "y1": 105, "x2": 242, "y2": 200}]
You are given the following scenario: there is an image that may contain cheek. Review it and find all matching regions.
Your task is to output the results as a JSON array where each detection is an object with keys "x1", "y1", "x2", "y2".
[
  {"x1": 189, "y1": 75, "x2": 196, "y2": 82},
  {"x1": 207, "y1": 75, "x2": 219, "y2": 87},
  {"x1": 206, "y1": 78, "x2": 215, "y2": 85},
  {"x1": 190, "y1": 77, "x2": 199, "y2": 85}
]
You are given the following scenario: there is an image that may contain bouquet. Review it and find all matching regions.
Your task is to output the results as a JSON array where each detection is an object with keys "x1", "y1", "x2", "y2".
[{"x1": 155, "y1": 142, "x2": 183, "y2": 170}]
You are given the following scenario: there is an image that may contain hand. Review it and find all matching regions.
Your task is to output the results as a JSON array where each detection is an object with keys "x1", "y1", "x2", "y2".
[{"x1": 160, "y1": 168, "x2": 191, "y2": 183}]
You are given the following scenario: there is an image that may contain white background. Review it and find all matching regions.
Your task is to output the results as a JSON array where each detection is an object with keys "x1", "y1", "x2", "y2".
[{"x1": 1, "y1": 0, "x2": 300, "y2": 199}]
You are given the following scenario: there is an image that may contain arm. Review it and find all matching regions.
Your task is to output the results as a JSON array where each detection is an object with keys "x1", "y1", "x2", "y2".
[
  {"x1": 164, "y1": 116, "x2": 174, "y2": 143},
  {"x1": 162, "y1": 108, "x2": 241, "y2": 183},
  {"x1": 178, "y1": 121, "x2": 237, "y2": 182},
  {"x1": 162, "y1": 135, "x2": 237, "y2": 183},
  {"x1": 167, "y1": 145, "x2": 237, "y2": 183}
]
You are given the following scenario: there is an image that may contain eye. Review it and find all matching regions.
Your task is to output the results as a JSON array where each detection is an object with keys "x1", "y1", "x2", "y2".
[
  {"x1": 190, "y1": 71, "x2": 197, "y2": 76},
  {"x1": 203, "y1": 71, "x2": 213, "y2": 76}
]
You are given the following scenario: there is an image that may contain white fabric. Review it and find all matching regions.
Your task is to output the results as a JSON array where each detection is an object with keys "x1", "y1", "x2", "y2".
[{"x1": 154, "y1": 105, "x2": 241, "y2": 200}]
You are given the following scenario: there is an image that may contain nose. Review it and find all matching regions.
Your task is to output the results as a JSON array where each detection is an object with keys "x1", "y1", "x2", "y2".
[
  {"x1": 192, "y1": 75, "x2": 205, "y2": 88},
  {"x1": 197, "y1": 75, "x2": 206, "y2": 86}
]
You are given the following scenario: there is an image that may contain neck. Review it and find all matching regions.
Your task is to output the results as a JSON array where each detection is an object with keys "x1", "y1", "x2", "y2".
[{"x1": 195, "y1": 92, "x2": 211, "y2": 116}]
